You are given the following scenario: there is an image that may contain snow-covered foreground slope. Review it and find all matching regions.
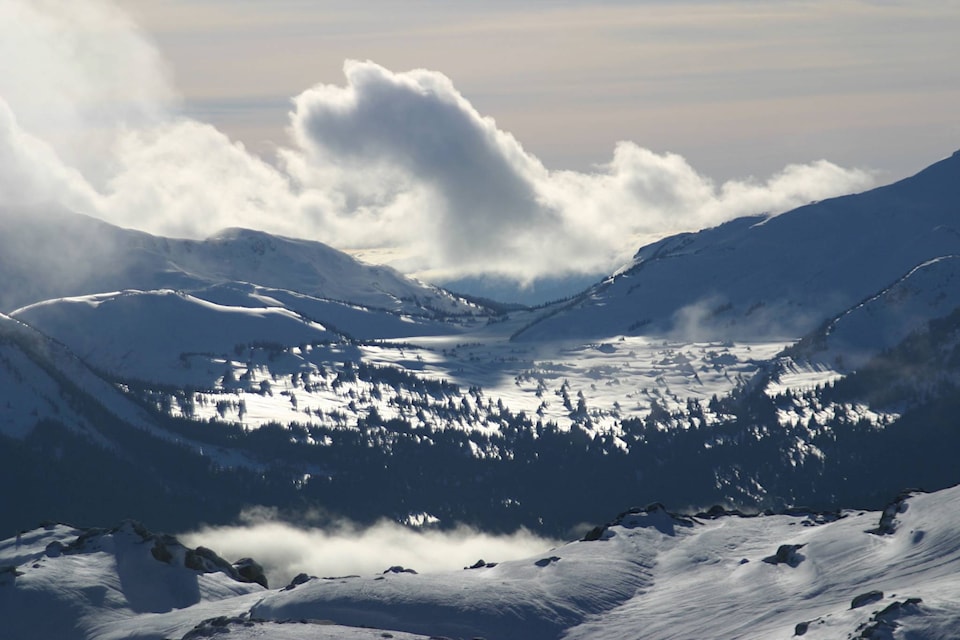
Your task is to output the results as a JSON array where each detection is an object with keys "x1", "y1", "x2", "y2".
[
  {"x1": 247, "y1": 487, "x2": 960, "y2": 640},
  {"x1": 515, "y1": 150, "x2": 960, "y2": 341},
  {"x1": 0, "y1": 523, "x2": 427, "y2": 640},
  {"x1": 4, "y1": 486, "x2": 960, "y2": 640}
]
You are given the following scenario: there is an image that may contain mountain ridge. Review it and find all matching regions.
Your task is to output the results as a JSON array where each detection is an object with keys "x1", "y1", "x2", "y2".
[
  {"x1": 0, "y1": 206, "x2": 482, "y2": 319},
  {"x1": 513, "y1": 150, "x2": 960, "y2": 341}
]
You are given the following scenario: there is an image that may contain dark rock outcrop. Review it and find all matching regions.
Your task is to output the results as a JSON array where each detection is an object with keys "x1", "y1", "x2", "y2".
[
  {"x1": 534, "y1": 556, "x2": 561, "y2": 567},
  {"x1": 383, "y1": 565, "x2": 418, "y2": 575},
  {"x1": 763, "y1": 544, "x2": 806, "y2": 567},
  {"x1": 282, "y1": 572, "x2": 313, "y2": 591},
  {"x1": 853, "y1": 597, "x2": 922, "y2": 638},
  {"x1": 850, "y1": 590, "x2": 884, "y2": 609},
  {"x1": 868, "y1": 490, "x2": 921, "y2": 535},
  {"x1": 233, "y1": 557, "x2": 268, "y2": 588}
]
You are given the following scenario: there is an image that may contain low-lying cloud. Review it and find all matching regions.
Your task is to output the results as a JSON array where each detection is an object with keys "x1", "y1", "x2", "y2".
[
  {"x1": 180, "y1": 509, "x2": 559, "y2": 587},
  {"x1": 1, "y1": 0, "x2": 876, "y2": 290}
]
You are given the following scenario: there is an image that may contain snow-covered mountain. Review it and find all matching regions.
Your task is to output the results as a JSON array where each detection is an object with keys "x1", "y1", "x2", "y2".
[
  {"x1": 514, "y1": 150, "x2": 960, "y2": 342},
  {"x1": 3, "y1": 485, "x2": 960, "y2": 639},
  {"x1": 787, "y1": 254, "x2": 960, "y2": 370},
  {"x1": 0, "y1": 207, "x2": 482, "y2": 319}
]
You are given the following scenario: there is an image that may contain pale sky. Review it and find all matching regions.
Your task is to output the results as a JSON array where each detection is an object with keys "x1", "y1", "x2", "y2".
[{"x1": 120, "y1": 0, "x2": 960, "y2": 181}]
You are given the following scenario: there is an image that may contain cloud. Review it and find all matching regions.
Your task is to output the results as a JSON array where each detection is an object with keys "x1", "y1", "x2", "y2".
[
  {"x1": 0, "y1": 98, "x2": 100, "y2": 212},
  {"x1": 287, "y1": 60, "x2": 552, "y2": 274},
  {"x1": 101, "y1": 120, "x2": 300, "y2": 239},
  {"x1": 1, "y1": 0, "x2": 876, "y2": 293},
  {"x1": 0, "y1": 0, "x2": 174, "y2": 188},
  {"x1": 180, "y1": 510, "x2": 558, "y2": 587},
  {"x1": 283, "y1": 61, "x2": 874, "y2": 284}
]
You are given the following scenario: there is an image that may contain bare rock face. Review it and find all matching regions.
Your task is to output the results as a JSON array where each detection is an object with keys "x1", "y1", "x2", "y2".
[
  {"x1": 850, "y1": 590, "x2": 884, "y2": 609},
  {"x1": 233, "y1": 557, "x2": 268, "y2": 588},
  {"x1": 763, "y1": 543, "x2": 806, "y2": 567},
  {"x1": 868, "y1": 490, "x2": 919, "y2": 535}
]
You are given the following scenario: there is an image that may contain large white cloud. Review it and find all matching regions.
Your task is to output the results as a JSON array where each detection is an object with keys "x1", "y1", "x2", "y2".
[
  {"x1": 0, "y1": 0, "x2": 174, "y2": 188},
  {"x1": 101, "y1": 119, "x2": 300, "y2": 239},
  {"x1": 283, "y1": 61, "x2": 874, "y2": 282},
  {"x1": 287, "y1": 60, "x2": 553, "y2": 273},
  {"x1": 0, "y1": 98, "x2": 99, "y2": 211},
  {"x1": 1, "y1": 0, "x2": 876, "y2": 290}
]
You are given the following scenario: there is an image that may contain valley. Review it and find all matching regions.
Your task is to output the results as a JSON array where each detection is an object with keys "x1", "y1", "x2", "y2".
[{"x1": 1, "y1": 150, "x2": 959, "y2": 637}]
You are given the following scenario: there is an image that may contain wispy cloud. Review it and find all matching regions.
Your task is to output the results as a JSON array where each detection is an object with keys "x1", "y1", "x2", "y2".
[
  {"x1": 1, "y1": 0, "x2": 875, "y2": 289},
  {"x1": 181, "y1": 509, "x2": 558, "y2": 587}
]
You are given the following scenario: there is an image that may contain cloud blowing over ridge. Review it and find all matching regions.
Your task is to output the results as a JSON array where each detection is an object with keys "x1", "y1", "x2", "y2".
[
  {"x1": 1, "y1": 0, "x2": 875, "y2": 288},
  {"x1": 181, "y1": 509, "x2": 559, "y2": 587}
]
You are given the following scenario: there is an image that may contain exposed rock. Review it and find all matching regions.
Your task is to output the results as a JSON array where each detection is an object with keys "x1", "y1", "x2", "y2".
[
  {"x1": 150, "y1": 542, "x2": 173, "y2": 563},
  {"x1": 234, "y1": 557, "x2": 268, "y2": 588},
  {"x1": 383, "y1": 566, "x2": 418, "y2": 575},
  {"x1": 695, "y1": 505, "x2": 758, "y2": 519},
  {"x1": 44, "y1": 540, "x2": 63, "y2": 558},
  {"x1": 181, "y1": 615, "x2": 255, "y2": 639},
  {"x1": 186, "y1": 546, "x2": 237, "y2": 575},
  {"x1": 794, "y1": 621, "x2": 809, "y2": 636},
  {"x1": 535, "y1": 556, "x2": 561, "y2": 567},
  {"x1": 581, "y1": 526, "x2": 607, "y2": 541},
  {"x1": 462, "y1": 559, "x2": 499, "y2": 570},
  {"x1": 854, "y1": 597, "x2": 922, "y2": 638},
  {"x1": 851, "y1": 590, "x2": 884, "y2": 609},
  {"x1": 763, "y1": 544, "x2": 806, "y2": 567},
  {"x1": 282, "y1": 573, "x2": 314, "y2": 591},
  {"x1": 868, "y1": 490, "x2": 921, "y2": 535},
  {"x1": 63, "y1": 527, "x2": 109, "y2": 554}
]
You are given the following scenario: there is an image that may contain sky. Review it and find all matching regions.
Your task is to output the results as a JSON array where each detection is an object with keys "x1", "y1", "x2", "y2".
[{"x1": 2, "y1": 0, "x2": 959, "y2": 301}]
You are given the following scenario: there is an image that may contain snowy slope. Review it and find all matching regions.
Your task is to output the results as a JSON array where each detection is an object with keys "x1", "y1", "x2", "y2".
[
  {"x1": 790, "y1": 254, "x2": 960, "y2": 370},
  {"x1": 4, "y1": 486, "x2": 960, "y2": 639},
  {"x1": 12, "y1": 289, "x2": 335, "y2": 382},
  {"x1": 0, "y1": 522, "x2": 265, "y2": 640},
  {"x1": 4, "y1": 150, "x2": 960, "y2": 586},
  {"x1": 0, "y1": 311, "x2": 262, "y2": 468},
  {"x1": 0, "y1": 207, "x2": 481, "y2": 319},
  {"x1": 196, "y1": 282, "x2": 465, "y2": 340},
  {"x1": 200, "y1": 486, "x2": 960, "y2": 639},
  {"x1": 515, "y1": 150, "x2": 960, "y2": 341},
  {"x1": 1, "y1": 312, "x2": 177, "y2": 442},
  {"x1": 168, "y1": 227, "x2": 480, "y2": 318}
]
